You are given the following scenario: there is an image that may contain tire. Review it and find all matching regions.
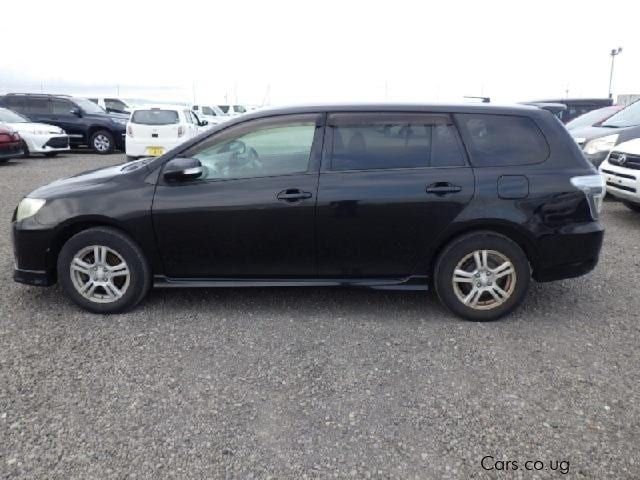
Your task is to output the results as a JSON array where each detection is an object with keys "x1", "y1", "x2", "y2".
[
  {"x1": 433, "y1": 231, "x2": 530, "y2": 321},
  {"x1": 623, "y1": 201, "x2": 640, "y2": 213},
  {"x1": 21, "y1": 141, "x2": 30, "y2": 158},
  {"x1": 44, "y1": 152, "x2": 58, "y2": 158},
  {"x1": 89, "y1": 130, "x2": 115, "y2": 154},
  {"x1": 57, "y1": 227, "x2": 151, "y2": 314}
]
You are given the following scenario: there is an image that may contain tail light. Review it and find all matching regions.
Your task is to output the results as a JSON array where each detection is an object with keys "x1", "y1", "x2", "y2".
[
  {"x1": 178, "y1": 126, "x2": 185, "y2": 137},
  {"x1": 571, "y1": 174, "x2": 606, "y2": 220},
  {"x1": 127, "y1": 125, "x2": 133, "y2": 137}
]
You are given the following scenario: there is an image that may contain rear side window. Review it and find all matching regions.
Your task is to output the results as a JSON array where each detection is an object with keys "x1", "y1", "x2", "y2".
[
  {"x1": 23, "y1": 97, "x2": 50, "y2": 115},
  {"x1": 131, "y1": 109, "x2": 179, "y2": 125},
  {"x1": 456, "y1": 114, "x2": 549, "y2": 166},
  {"x1": 329, "y1": 113, "x2": 466, "y2": 171}
]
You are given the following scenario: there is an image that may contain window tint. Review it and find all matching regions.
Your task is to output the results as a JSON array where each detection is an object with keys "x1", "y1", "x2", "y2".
[
  {"x1": 131, "y1": 109, "x2": 179, "y2": 125},
  {"x1": 23, "y1": 97, "x2": 50, "y2": 115},
  {"x1": 218, "y1": 105, "x2": 230, "y2": 113},
  {"x1": 455, "y1": 114, "x2": 549, "y2": 166},
  {"x1": 202, "y1": 106, "x2": 214, "y2": 115},
  {"x1": 188, "y1": 121, "x2": 316, "y2": 180},
  {"x1": 51, "y1": 98, "x2": 73, "y2": 115},
  {"x1": 3, "y1": 96, "x2": 24, "y2": 110},
  {"x1": 330, "y1": 114, "x2": 466, "y2": 171},
  {"x1": 105, "y1": 98, "x2": 128, "y2": 112}
]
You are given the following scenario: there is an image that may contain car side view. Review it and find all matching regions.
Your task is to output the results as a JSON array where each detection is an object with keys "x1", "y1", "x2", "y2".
[{"x1": 12, "y1": 104, "x2": 605, "y2": 321}]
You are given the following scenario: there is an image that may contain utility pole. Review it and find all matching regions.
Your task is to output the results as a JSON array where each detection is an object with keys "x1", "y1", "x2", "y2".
[{"x1": 608, "y1": 47, "x2": 623, "y2": 99}]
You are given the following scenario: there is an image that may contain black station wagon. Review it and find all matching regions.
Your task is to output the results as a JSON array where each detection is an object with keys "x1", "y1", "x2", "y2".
[{"x1": 12, "y1": 104, "x2": 605, "y2": 321}]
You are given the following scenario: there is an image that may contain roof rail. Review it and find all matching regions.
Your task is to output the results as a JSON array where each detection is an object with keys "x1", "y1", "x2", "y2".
[{"x1": 5, "y1": 92, "x2": 72, "y2": 97}]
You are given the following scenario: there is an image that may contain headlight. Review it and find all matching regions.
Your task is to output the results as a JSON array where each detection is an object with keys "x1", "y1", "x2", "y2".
[
  {"x1": 30, "y1": 130, "x2": 53, "y2": 135},
  {"x1": 16, "y1": 198, "x2": 46, "y2": 222},
  {"x1": 571, "y1": 174, "x2": 606, "y2": 220},
  {"x1": 583, "y1": 134, "x2": 618, "y2": 155},
  {"x1": 112, "y1": 118, "x2": 128, "y2": 126}
]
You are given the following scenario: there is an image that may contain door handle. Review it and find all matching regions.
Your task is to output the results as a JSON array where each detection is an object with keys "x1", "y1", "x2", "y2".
[
  {"x1": 277, "y1": 189, "x2": 312, "y2": 202},
  {"x1": 426, "y1": 182, "x2": 462, "y2": 196}
]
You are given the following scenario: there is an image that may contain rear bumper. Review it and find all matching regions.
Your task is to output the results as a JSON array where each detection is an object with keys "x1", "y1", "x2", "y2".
[
  {"x1": 533, "y1": 222, "x2": 604, "y2": 282},
  {"x1": 125, "y1": 137, "x2": 183, "y2": 157}
]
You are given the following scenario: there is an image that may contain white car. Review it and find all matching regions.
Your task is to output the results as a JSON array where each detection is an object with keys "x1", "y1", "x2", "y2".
[
  {"x1": 0, "y1": 107, "x2": 69, "y2": 157},
  {"x1": 191, "y1": 104, "x2": 229, "y2": 126},
  {"x1": 217, "y1": 104, "x2": 248, "y2": 116},
  {"x1": 599, "y1": 138, "x2": 640, "y2": 212},
  {"x1": 85, "y1": 97, "x2": 141, "y2": 115},
  {"x1": 126, "y1": 106, "x2": 204, "y2": 159}
]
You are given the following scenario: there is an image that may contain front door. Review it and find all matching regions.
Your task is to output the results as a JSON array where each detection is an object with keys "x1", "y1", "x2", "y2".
[
  {"x1": 316, "y1": 112, "x2": 475, "y2": 277},
  {"x1": 152, "y1": 113, "x2": 324, "y2": 278}
]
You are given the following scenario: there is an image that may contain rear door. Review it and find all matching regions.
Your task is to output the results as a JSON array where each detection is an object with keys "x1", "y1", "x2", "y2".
[{"x1": 316, "y1": 112, "x2": 475, "y2": 277}]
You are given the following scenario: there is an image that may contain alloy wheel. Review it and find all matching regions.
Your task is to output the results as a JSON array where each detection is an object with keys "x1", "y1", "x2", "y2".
[
  {"x1": 70, "y1": 245, "x2": 130, "y2": 303},
  {"x1": 93, "y1": 134, "x2": 111, "y2": 152},
  {"x1": 451, "y1": 249, "x2": 516, "y2": 310}
]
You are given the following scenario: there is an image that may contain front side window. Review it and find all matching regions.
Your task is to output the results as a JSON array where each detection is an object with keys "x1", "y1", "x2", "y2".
[
  {"x1": 218, "y1": 105, "x2": 230, "y2": 114},
  {"x1": 105, "y1": 98, "x2": 128, "y2": 112},
  {"x1": 455, "y1": 114, "x2": 549, "y2": 166},
  {"x1": 131, "y1": 109, "x2": 179, "y2": 125},
  {"x1": 202, "y1": 106, "x2": 214, "y2": 116},
  {"x1": 186, "y1": 119, "x2": 316, "y2": 181},
  {"x1": 51, "y1": 98, "x2": 73, "y2": 115},
  {"x1": 329, "y1": 114, "x2": 466, "y2": 171}
]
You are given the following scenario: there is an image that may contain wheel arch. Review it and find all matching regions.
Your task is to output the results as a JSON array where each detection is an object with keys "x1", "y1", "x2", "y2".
[
  {"x1": 47, "y1": 217, "x2": 135, "y2": 278},
  {"x1": 428, "y1": 221, "x2": 541, "y2": 278}
]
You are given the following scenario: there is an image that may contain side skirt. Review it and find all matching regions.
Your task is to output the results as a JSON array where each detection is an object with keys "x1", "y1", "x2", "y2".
[{"x1": 153, "y1": 275, "x2": 429, "y2": 291}]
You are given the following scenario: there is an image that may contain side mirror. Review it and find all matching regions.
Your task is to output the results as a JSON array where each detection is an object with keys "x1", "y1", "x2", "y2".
[
  {"x1": 70, "y1": 107, "x2": 82, "y2": 117},
  {"x1": 163, "y1": 157, "x2": 204, "y2": 182},
  {"x1": 199, "y1": 119, "x2": 209, "y2": 127}
]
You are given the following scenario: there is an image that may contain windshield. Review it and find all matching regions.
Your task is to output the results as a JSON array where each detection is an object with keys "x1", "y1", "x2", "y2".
[
  {"x1": 601, "y1": 101, "x2": 640, "y2": 128},
  {"x1": 566, "y1": 106, "x2": 621, "y2": 130},
  {"x1": 0, "y1": 108, "x2": 29, "y2": 123},
  {"x1": 72, "y1": 97, "x2": 106, "y2": 114}
]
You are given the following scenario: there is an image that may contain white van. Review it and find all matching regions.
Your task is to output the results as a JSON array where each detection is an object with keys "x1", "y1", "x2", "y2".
[
  {"x1": 191, "y1": 104, "x2": 228, "y2": 126},
  {"x1": 126, "y1": 106, "x2": 205, "y2": 159}
]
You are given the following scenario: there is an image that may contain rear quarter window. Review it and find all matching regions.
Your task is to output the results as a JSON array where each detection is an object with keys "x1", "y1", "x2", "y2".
[
  {"x1": 131, "y1": 109, "x2": 180, "y2": 125},
  {"x1": 455, "y1": 114, "x2": 549, "y2": 166}
]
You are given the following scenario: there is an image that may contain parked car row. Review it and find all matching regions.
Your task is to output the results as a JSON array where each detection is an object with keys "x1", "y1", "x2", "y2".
[{"x1": 0, "y1": 92, "x2": 257, "y2": 161}]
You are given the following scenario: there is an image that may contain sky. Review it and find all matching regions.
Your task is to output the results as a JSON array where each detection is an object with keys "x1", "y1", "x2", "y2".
[{"x1": 1, "y1": 0, "x2": 638, "y2": 106}]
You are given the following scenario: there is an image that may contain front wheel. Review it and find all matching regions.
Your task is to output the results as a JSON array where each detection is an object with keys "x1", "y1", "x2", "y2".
[
  {"x1": 623, "y1": 201, "x2": 640, "y2": 213},
  {"x1": 434, "y1": 232, "x2": 530, "y2": 321},
  {"x1": 89, "y1": 130, "x2": 115, "y2": 154},
  {"x1": 57, "y1": 227, "x2": 151, "y2": 313}
]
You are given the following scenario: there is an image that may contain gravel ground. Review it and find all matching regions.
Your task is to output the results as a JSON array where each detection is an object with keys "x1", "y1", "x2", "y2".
[{"x1": 1, "y1": 152, "x2": 639, "y2": 479}]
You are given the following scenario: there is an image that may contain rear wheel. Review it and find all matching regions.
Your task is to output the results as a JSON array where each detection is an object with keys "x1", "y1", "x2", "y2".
[
  {"x1": 434, "y1": 232, "x2": 530, "y2": 321},
  {"x1": 90, "y1": 130, "x2": 115, "y2": 154},
  {"x1": 21, "y1": 141, "x2": 30, "y2": 158},
  {"x1": 623, "y1": 201, "x2": 640, "y2": 213},
  {"x1": 57, "y1": 227, "x2": 151, "y2": 313}
]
